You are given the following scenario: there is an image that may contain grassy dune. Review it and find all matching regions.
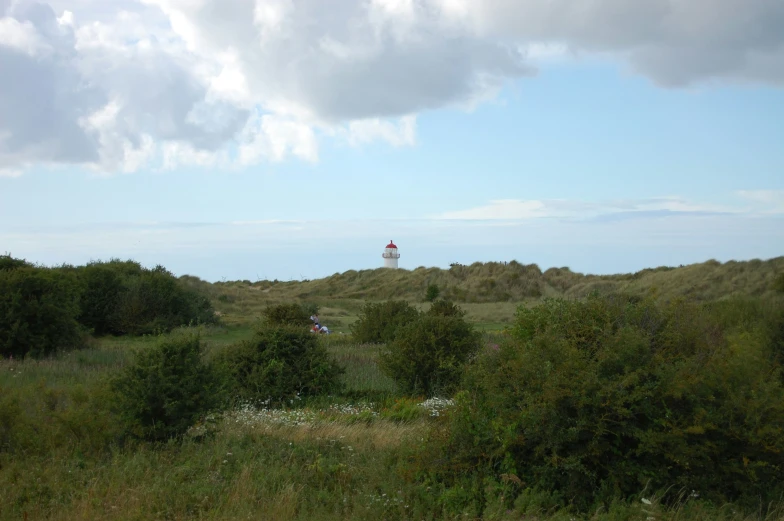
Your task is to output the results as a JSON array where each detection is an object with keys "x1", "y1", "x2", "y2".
[{"x1": 183, "y1": 256, "x2": 784, "y2": 331}]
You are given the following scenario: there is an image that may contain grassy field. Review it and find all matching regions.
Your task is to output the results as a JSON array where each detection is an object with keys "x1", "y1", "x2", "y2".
[
  {"x1": 4, "y1": 323, "x2": 784, "y2": 520},
  {"x1": 2, "y1": 256, "x2": 784, "y2": 520}
]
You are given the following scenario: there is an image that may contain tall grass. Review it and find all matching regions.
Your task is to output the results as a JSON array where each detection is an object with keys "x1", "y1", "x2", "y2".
[
  {"x1": 324, "y1": 337, "x2": 397, "y2": 395},
  {"x1": 206, "y1": 257, "x2": 784, "y2": 310}
]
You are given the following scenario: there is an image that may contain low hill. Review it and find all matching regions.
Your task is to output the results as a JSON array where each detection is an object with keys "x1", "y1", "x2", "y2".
[{"x1": 199, "y1": 256, "x2": 784, "y2": 305}]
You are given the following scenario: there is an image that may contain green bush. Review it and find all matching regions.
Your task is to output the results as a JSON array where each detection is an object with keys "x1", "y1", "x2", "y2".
[
  {"x1": 775, "y1": 273, "x2": 784, "y2": 293},
  {"x1": 110, "y1": 334, "x2": 222, "y2": 442},
  {"x1": 380, "y1": 312, "x2": 480, "y2": 396},
  {"x1": 0, "y1": 266, "x2": 83, "y2": 358},
  {"x1": 216, "y1": 325, "x2": 344, "y2": 406},
  {"x1": 261, "y1": 303, "x2": 312, "y2": 327},
  {"x1": 427, "y1": 299, "x2": 466, "y2": 318},
  {"x1": 350, "y1": 300, "x2": 421, "y2": 344},
  {"x1": 425, "y1": 283, "x2": 440, "y2": 302},
  {"x1": 109, "y1": 264, "x2": 216, "y2": 335},
  {"x1": 437, "y1": 295, "x2": 784, "y2": 512},
  {"x1": 0, "y1": 254, "x2": 30, "y2": 271},
  {"x1": 77, "y1": 263, "x2": 125, "y2": 335}
]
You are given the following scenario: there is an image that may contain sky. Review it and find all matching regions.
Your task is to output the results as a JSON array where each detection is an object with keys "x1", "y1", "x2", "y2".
[{"x1": 1, "y1": 0, "x2": 783, "y2": 282}]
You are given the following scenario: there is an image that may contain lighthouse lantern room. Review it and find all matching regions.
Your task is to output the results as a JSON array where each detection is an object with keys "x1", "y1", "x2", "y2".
[{"x1": 382, "y1": 240, "x2": 400, "y2": 269}]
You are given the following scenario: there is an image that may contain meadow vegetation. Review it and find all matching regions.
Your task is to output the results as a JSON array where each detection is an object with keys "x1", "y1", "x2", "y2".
[{"x1": 1, "y1": 253, "x2": 784, "y2": 520}]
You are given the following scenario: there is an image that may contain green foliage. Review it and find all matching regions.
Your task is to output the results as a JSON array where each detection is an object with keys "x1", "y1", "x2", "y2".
[
  {"x1": 0, "y1": 257, "x2": 216, "y2": 342},
  {"x1": 77, "y1": 263, "x2": 125, "y2": 335},
  {"x1": 78, "y1": 260, "x2": 217, "y2": 336},
  {"x1": 775, "y1": 273, "x2": 784, "y2": 293},
  {"x1": 0, "y1": 254, "x2": 30, "y2": 271},
  {"x1": 0, "y1": 266, "x2": 83, "y2": 358},
  {"x1": 350, "y1": 300, "x2": 421, "y2": 344},
  {"x1": 110, "y1": 334, "x2": 222, "y2": 442},
  {"x1": 425, "y1": 283, "x2": 441, "y2": 302},
  {"x1": 260, "y1": 302, "x2": 313, "y2": 326},
  {"x1": 437, "y1": 295, "x2": 784, "y2": 512},
  {"x1": 380, "y1": 312, "x2": 481, "y2": 396},
  {"x1": 427, "y1": 299, "x2": 467, "y2": 318},
  {"x1": 113, "y1": 264, "x2": 216, "y2": 335},
  {"x1": 216, "y1": 325, "x2": 344, "y2": 406}
]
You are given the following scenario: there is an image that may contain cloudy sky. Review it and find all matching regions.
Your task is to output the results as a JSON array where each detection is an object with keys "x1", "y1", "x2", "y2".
[{"x1": 1, "y1": 0, "x2": 782, "y2": 281}]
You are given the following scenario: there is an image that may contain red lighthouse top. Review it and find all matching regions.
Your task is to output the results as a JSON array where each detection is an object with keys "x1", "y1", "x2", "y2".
[{"x1": 385, "y1": 240, "x2": 397, "y2": 249}]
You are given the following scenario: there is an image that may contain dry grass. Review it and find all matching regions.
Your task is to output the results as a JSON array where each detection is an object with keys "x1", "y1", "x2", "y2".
[
  {"x1": 223, "y1": 416, "x2": 428, "y2": 451},
  {"x1": 198, "y1": 257, "x2": 784, "y2": 330}
]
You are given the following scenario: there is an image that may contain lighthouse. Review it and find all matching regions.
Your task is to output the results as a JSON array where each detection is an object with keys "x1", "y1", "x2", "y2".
[{"x1": 382, "y1": 240, "x2": 400, "y2": 269}]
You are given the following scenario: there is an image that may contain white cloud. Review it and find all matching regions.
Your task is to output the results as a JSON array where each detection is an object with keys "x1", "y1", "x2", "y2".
[
  {"x1": 344, "y1": 115, "x2": 417, "y2": 147},
  {"x1": 0, "y1": 16, "x2": 49, "y2": 55},
  {"x1": 436, "y1": 199, "x2": 549, "y2": 220},
  {"x1": 1, "y1": 0, "x2": 783, "y2": 175},
  {"x1": 737, "y1": 190, "x2": 784, "y2": 213},
  {"x1": 0, "y1": 168, "x2": 23, "y2": 178},
  {"x1": 434, "y1": 194, "x2": 763, "y2": 221}
]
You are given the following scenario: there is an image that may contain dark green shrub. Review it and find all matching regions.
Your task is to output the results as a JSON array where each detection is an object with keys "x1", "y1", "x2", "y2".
[
  {"x1": 427, "y1": 299, "x2": 466, "y2": 318},
  {"x1": 261, "y1": 303, "x2": 313, "y2": 327},
  {"x1": 0, "y1": 267, "x2": 83, "y2": 358},
  {"x1": 110, "y1": 334, "x2": 222, "y2": 442},
  {"x1": 350, "y1": 300, "x2": 421, "y2": 344},
  {"x1": 112, "y1": 265, "x2": 216, "y2": 335},
  {"x1": 425, "y1": 283, "x2": 440, "y2": 302},
  {"x1": 0, "y1": 254, "x2": 30, "y2": 271},
  {"x1": 437, "y1": 295, "x2": 784, "y2": 512},
  {"x1": 380, "y1": 313, "x2": 480, "y2": 396},
  {"x1": 216, "y1": 325, "x2": 344, "y2": 406},
  {"x1": 77, "y1": 264, "x2": 125, "y2": 335}
]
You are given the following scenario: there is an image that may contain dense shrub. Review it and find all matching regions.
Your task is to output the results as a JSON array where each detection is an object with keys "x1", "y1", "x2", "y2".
[
  {"x1": 261, "y1": 303, "x2": 313, "y2": 327},
  {"x1": 77, "y1": 263, "x2": 125, "y2": 335},
  {"x1": 0, "y1": 254, "x2": 30, "y2": 271},
  {"x1": 77, "y1": 261, "x2": 216, "y2": 336},
  {"x1": 350, "y1": 300, "x2": 421, "y2": 344},
  {"x1": 0, "y1": 266, "x2": 83, "y2": 358},
  {"x1": 380, "y1": 312, "x2": 480, "y2": 396},
  {"x1": 436, "y1": 295, "x2": 784, "y2": 512},
  {"x1": 427, "y1": 299, "x2": 466, "y2": 318},
  {"x1": 110, "y1": 334, "x2": 222, "y2": 442},
  {"x1": 425, "y1": 283, "x2": 440, "y2": 302},
  {"x1": 113, "y1": 266, "x2": 215, "y2": 335},
  {"x1": 216, "y1": 325, "x2": 344, "y2": 405}
]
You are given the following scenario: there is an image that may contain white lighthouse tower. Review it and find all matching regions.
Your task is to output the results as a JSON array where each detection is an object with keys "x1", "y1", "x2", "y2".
[{"x1": 382, "y1": 240, "x2": 400, "y2": 269}]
